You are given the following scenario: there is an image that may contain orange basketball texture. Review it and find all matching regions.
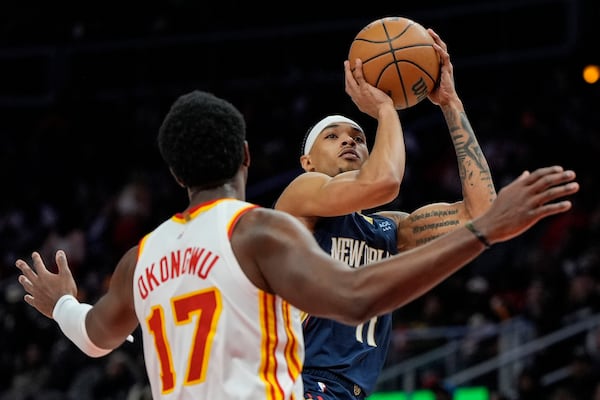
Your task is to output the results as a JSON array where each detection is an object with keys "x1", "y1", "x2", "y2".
[{"x1": 348, "y1": 16, "x2": 441, "y2": 110}]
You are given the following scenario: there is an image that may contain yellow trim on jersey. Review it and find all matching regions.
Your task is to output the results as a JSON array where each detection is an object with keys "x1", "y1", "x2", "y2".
[
  {"x1": 171, "y1": 198, "x2": 238, "y2": 223},
  {"x1": 258, "y1": 292, "x2": 302, "y2": 400},
  {"x1": 227, "y1": 203, "x2": 259, "y2": 237},
  {"x1": 259, "y1": 292, "x2": 283, "y2": 400},
  {"x1": 358, "y1": 212, "x2": 374, "y2": 224},
  {"x1": 300, "y1": 311, "x2": 309, "y2": 323},
  {"x1": 282, "y1": 300, "x2": 302, "y2": 380},
  {"x1": 138, "y1": 233, "x2": 150, "y2": 256}
]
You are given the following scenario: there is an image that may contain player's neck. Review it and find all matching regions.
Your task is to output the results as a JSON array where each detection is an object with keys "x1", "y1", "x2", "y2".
[{"x1": 187, "y1": 182, "x2": 241, "y2": 207}]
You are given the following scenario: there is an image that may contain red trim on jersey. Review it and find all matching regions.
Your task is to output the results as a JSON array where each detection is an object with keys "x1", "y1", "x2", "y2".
[
  {"x1": 172, "y1": 198, "x2": 241, "y2": 222},
  {"x1": 227, "y1": 203, "x2": 260, "y2": 238}
]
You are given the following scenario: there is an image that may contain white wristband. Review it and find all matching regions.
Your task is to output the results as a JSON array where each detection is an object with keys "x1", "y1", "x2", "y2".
[{"x1": 52, "y1": 294, "x2": 112, "y2": 358}]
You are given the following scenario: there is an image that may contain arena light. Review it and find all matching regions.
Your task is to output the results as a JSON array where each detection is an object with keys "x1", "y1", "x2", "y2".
[{"x1": 582, "y1": 64, "x2": 600, "y2": 84}]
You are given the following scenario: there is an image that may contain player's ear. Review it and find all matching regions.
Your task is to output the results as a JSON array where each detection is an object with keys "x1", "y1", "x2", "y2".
[
  {"x1": 242, "y1": 141, "x2": 250, "y2": 168},
  {"x1": 300, "y1": 154, "x2": 313, "y2": 172},
  {"x1": 170, "y1": 169, "x2": 186, "y2": 188}
]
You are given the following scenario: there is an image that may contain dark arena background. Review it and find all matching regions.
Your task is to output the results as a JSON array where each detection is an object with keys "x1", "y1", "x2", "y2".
[{"x1": 1, "y1": 1, "x2": 599, "y2": 399}]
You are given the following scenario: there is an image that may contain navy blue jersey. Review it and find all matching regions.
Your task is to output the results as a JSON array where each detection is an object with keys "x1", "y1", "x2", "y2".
[{"x1": 303, "y1": 212, "x2": 398, "y2": 396}]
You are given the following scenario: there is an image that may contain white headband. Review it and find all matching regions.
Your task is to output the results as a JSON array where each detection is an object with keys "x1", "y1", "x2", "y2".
[{"x1": 303, "y1": 115, "x2": 364, "y2": 155}]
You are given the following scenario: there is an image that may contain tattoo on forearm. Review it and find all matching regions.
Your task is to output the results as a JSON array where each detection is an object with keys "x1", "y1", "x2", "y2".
[
  {"x1": 444, "y1": 107, "x2": 461, "y2": 133},
  {"x1": 416, "y1": 234, "x2": 445, "y2": 246},
  {"x1": 411, "y1": 219, "x2": 460, "y2": 235},
  {"x1": 412, "y1": 218, "x2": 461, "y2": 246},
  {"x1": 445, "y1": 111, "x2": 491, "y2": 185},
  {"x1": 408, "y1": 209, "x2": 458, "y2": 223},
  {"x1": 408, "y1": 210, "x2": 461, "y2": 244}
]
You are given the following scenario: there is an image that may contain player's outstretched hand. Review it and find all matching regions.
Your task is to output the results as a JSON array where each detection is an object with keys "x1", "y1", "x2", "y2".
[
  {"x1": 15, "y1": 250, "x2": 78, "y2": 319},
  {"x1": 474, "y1": 166, "x2": 579, "y2": 244}
]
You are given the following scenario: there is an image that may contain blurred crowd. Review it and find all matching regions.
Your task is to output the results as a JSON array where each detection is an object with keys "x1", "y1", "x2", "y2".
[{"x1": 1, "y1": 3, "x2": 600, "y2": 399}]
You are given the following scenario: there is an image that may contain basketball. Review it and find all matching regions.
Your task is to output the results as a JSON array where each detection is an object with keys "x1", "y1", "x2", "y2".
[{"x1": 348, "y1": 16, "x2": 441, "y2": 110}]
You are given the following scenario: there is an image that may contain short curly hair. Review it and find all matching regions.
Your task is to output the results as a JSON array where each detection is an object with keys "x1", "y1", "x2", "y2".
[{"x1": 158, "y1": 90, "x2": 246, "y2": 188}]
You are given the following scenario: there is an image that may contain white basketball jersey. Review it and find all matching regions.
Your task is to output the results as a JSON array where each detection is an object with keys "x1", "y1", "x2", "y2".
[{"x1": 133, "y1": 198, "x2": 304, "y2": 399}]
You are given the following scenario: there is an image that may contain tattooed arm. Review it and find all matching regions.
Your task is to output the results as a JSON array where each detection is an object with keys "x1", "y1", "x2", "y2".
[
  {"x1": 378, "y1": 29, "x2": 496, "y2": 252},
  {"x1": 442, "y1": 96, "x2": 496, "y2": 215}
]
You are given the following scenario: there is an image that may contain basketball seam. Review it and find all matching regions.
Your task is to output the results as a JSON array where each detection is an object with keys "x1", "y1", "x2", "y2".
[
  {"x1": 382, "y1": 19, "x2": 414, "y2": 109},
  {"x1": 352, "y1": 44, "x2": 435, "y2": 63}
]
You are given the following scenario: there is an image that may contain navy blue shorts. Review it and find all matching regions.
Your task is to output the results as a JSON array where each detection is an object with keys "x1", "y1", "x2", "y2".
[{"x1": 303, "y1": 369, "x2": 366, "y2": 400}]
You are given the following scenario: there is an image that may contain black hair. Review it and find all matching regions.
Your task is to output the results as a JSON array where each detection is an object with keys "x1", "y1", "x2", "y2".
[{"x1": 158, "y1": 90, "x2": 246, "y2": 188}]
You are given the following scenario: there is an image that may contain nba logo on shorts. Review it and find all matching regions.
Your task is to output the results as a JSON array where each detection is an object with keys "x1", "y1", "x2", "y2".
[{"x1": 318, "y1": 381, "x2": 327, "y2": 392}]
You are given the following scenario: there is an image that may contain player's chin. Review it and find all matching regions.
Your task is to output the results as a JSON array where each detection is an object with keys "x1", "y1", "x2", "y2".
[{"x1": 337, "y1": 161, "x2": 361, "y2": 173}]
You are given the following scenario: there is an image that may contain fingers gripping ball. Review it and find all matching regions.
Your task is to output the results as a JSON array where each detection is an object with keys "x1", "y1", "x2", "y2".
[{"x1": 349, "y1": 16, "x2": 441, "y2": 110}]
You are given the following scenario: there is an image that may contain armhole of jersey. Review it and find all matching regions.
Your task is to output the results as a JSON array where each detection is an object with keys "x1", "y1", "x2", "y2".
[
  {"x1": 300, "y1": 311, "x2": 309, "y2": 323},
  {"x1": 227, "y1": 204, "x2": 260, "y2": 239},
  {"x1": 137, "y1": 234, "x2": 151, "y2": 261}
]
